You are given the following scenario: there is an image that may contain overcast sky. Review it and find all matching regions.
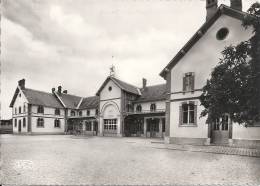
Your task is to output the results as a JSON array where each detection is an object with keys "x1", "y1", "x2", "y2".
[{"x1": 0, "y1": 0, "x2": 257, "y2": 119}]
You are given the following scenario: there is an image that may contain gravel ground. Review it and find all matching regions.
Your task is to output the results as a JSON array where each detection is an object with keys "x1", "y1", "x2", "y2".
[{"x1": 1, "y1": 134, "x2": 260, "y2": 185}]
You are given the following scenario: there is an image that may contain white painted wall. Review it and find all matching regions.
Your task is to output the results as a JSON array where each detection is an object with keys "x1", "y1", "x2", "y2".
[
  {"x1": 170, "y1": 15, "x2": 253, "y2": 95},
  {"x1": 168, "y1": 15, "x2": 253, "y2": 140},
  {"x1": 170, "y1": 100, "x2": 208, "y2": 138},
  {"x1": 133, "y1": 101, "x2": 165, "y2": 112},
  {"x1": 233, "y1": 124, "x2": 260, "y2": 140},
  {"x1": 100, "y1": 80, "x2": 121, "y2": 101},
  {"x1": 12, "y1": 88, "x2": 28, "y2": 133},
  {"x1": 31, "y1": 105, "x2": 65, "y2": 133}
]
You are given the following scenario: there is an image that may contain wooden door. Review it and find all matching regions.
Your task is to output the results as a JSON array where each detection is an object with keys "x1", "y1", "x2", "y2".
[{"x1": 212, "y1": 115, "x2": 229, "y2": 144}]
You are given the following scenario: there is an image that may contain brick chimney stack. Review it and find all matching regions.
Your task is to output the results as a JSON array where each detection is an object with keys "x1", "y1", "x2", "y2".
[
  {"x1": 230, "y1": 0, "x2": 242, "y2": 11},
  {"x1": 142, "y1": 78, "x2": 147, "y2": 89},
  {"x1": 58, "y1": 86, "x2": 62, "y2": 94},
  {"x1": 18, "y1": 79, "x2": 25, "y2": 90},
  {"x1": 206, "y1": 0, "x2": 218, "y2": 21},
  {"x1": 52, "y1": 88, "x2": 55, "y2": 93}
]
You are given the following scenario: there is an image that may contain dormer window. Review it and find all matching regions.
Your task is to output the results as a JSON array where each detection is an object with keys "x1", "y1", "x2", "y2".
[
  {"x1": 183, "y1": 72, "x2": 195, "y2": 92},
  {"x1": 37, "y1": 106, "x2": 44, "y2": 114},
  {"x1": 150, "y1": 104, "x2": 156, "y2": 112}
]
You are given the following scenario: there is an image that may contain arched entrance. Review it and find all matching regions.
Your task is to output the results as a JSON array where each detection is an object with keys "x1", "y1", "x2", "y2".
[{"x1": 101, "y1": 103, "x2": 120, "y2": 136}]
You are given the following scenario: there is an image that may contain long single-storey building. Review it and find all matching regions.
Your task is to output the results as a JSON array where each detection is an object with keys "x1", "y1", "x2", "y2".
[{"x1": 9, "y1": 0, "x2": 260, "y2": 148}]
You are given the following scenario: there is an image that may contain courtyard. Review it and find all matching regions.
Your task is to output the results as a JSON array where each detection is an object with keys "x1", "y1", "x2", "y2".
[{"x1": 0, "y1": 135, "x2": 260, "y2": 185}]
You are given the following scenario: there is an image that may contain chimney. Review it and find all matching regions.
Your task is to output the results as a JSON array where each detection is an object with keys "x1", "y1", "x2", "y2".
[
  {"x1": 18, "y1": 79, "x2": 25, "y2": 90},
  {"x1": 58, "y1": 86, "x2": 62, "y2": 94},
  {"x1": 52, "y1": 88, "x2": 55, "y2": 93},
  {"x1": 142, "y1": 78, "x2": 147, "y2": 89},
  {"x1": 230, "y1": 0, "x2": 242, "y2": 11},
  {"x1": 206, "y1": 0, "x2": 218, "y2": 21},
  {"x1": 63, "y1": 90, "x2": 68, "y2": 94}
]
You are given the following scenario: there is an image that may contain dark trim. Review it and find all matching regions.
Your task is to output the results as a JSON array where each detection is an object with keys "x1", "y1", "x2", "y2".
[
  {"x1": 170, "y1": 97, "x2": 200, "y2": 102},
  {"x1": 170, "y1": 89, "x2": 203, "y2": 95},
  {"x1": 100, "y1": 97, "x2": 121, "y2": 102},
  {"x1": 132, "y1": 98, "x2": 166, "y2": 104},
  {"x1": 31, "y1": 112, "x2": 65, "y2": 117},
  {"x1": 31, "y1": 115, "x2": 65, "y2": 119}
]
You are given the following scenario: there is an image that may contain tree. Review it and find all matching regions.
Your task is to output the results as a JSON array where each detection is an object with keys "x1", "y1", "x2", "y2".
[{"x1": 200, "y1": 2, "x2": 260, "y2": 126}]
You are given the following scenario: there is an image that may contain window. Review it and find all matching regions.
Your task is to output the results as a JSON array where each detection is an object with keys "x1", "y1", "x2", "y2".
[
  {"x1": 85, "y1": 121, "x2": 92, "y2": 131},
  {"x1": 55, "y1": 108, "x2": 60, "y2": 115},
  {"x1": 54, "y1": 119, "x2": 60, "y2": 128},
  {"x1": 19, "y1": 106, "x2": 21, "y2": 114},
  {"x1": 126, "y1": 104, "x2": 132, "y2": 112},
  {"x1": 213, "y1": 115, "x2": 228, "y2": 131},
  {"x1": 37, "y1": 106, "x2": 44, "y2": 114},
  {"x1": 104, "y1": 119, "x2": 117, "y2": 130},
  {"x1": 162, "y1": 118, "x2": 165, "y2": 132},
  {"x1": 95, "y1": 109, "x2": 99, "y2": 116},
  {"x1": 108, "y1": 86, "x2": 112, "y2": 91},
  {"x1": 23, "y1": 105, "x2": 26, "y2": 113},
  {"x1": 183, "y1": 72, "x2": 195, "y2": 92},
  {"x1": 19, "y1": 93, "x2": 21, "y2": 97},
  {"x1": 79, "y1": 111, "x2": 82, "y2": 116},
  {"x1": 23, "y1": 118, "x2": 26, "y2": 127},
  {"x1": 15, "y1": 108, "x2": 17, "y2": 115},
  {"x1": 216, "y1": 27, "x2": 229, "y2": 40},
  {"x1": 14, "y1": 119, "x2": 17, "y2": 127},
  {"x1": 150, "y1": 104, "x2": 156, "y2": 112},
  {"x1": 87, "y1": 110, "x2": 90, "y2": 116},
  {"x1": 71, "y1": 110, "x2": 75, "y2": 116},
  {"x1": 136, "y1": 105, "x2": 142, "y2": 112},
  {"x1": 180, "y1": 102, "x2": 197, "y2": 125},
  {"x1": 37, "y1": 118, "x2": 44, "y2": 127}
]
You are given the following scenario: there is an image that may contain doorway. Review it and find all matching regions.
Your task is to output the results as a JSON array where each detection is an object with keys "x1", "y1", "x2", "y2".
[
  {"x1": 18, "y1": 120, "x2": 22, "y2": 133},
  {"x1": 147, "y1": 118, "x2": 159, "y2": 138},
  {"x1": 211, "y1": 115, "x2": 229, "y2": 144}
]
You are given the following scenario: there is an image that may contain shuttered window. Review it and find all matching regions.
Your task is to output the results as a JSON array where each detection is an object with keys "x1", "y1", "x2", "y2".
[
  {"x1": 179, "y1": 102, "x2": 197, "y2": 126},
  {"x1": 183, "y1": 72, "x2": 195, "y2": 92}
]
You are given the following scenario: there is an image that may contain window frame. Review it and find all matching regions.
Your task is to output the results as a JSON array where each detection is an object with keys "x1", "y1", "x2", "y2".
[
  {"x1": 55, "y1": 108, "x2": 60, "y2": 115},
  {"x1": 179, "y1": 102, "x2": 197, "y2": 127},
  {"x1": 37, "y1": 118, "x2": 44, "y2": 128},
  {"x1": 183, "y1": 72, "x2": 195, "y2": 92},
  {"x1": 71, "y1": 110, "x2": 76, "y2": 116},
  {"x1": 37, "y1": 106, "x2": 44, "y2": 114},
  {"x1": 23, "y1": 118, "x2": 26, "y2": 127},
  {"x1": 150, "y1": 103, "x2": 156, "y2": 112},
  {"x1": 136, "y1": 105, "x2": 142, "y2": 113},
  {"x1": 54, "y1": 119, "x2": 61, "y2": 128},
  {"x1": 87, "y1": 110, "x2": 90, "y2": 116}
]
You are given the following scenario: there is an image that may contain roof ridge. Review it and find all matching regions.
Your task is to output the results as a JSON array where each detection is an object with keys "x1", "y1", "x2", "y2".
[
  {"x1": 111, "y1": 77, "x2": 139, "y2": 89},
  {"x1": 24, "y1": 88, "x2": 53, "y2": 95}
]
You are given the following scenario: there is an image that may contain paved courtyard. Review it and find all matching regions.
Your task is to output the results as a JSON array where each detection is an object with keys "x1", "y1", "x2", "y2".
[{"x1": 1, "y1": 135, "x2": 260, "y2": 185}]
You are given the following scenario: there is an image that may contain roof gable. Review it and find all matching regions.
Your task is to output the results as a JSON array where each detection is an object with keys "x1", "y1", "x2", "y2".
[
  {"x1": 160, "y1": 5, "x2": 249, "y2": 78},
  {"x1": 96, "y1": 76, "x2": 141, "y2": 96}
]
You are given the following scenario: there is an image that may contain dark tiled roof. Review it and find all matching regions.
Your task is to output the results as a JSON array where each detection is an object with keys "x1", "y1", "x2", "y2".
[
  {"x1": 135, "y1": 84, "x2": 166, "y2": 103},
  {"x1": 111, "y1": 77, "x2": 141, "y2": 95},
  {"x1": 79, "y1": 96, "x2": 99, "y2": 109},
  {"x1": 22, "y1": 88, "x2": 64, "y2": 108},
  {"x1": 160, "y1": 5, "x2": 248, "y2": 78},
  {"x1": 58, "y1": 93, "x2": 82, "y2": 109},
  {"x1": 96, "y1": 76, "x2": 141, "y2": 96}
]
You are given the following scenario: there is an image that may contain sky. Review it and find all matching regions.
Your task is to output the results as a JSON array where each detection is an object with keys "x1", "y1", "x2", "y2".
[{"x1": 0, "y1": 0, "x2": 257, "y2": 119}]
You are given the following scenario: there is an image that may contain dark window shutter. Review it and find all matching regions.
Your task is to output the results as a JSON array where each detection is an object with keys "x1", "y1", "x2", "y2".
[
  {"x1": 183, "y1": 77, "x2": 186, "y2": 91},
  {"x1": 179, "y1": 105, "x2": 183, "y2": 125},
  {"x1": 191, "y1": 75, "x2": 195, "y2": 91},
  {"x1": 194, "y1": 104, "x2": 197, "y2": 125}
]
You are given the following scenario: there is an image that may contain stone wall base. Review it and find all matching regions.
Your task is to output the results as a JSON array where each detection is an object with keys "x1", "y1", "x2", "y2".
[
  {"x1": 230, "y1": 139, "x2": 260, "y2": 149},
  {"x1": 168, "y1": 137, "x2": 208, "y2": 146}
]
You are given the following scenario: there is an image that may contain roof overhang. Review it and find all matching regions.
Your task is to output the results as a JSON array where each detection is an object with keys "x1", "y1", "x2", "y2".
[{"x1": 159, "y1": 4, "x2": 249, "y2": 79}]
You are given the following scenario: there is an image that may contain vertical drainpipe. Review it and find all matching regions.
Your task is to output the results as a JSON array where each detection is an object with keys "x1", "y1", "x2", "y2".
[
  {"x1": 27, "y1": 104, "x2": 32, "y2": 133},
  {"x1": 120, "y1": 90, "x2": 125, "y2": 137},
  {"x1": 165, "y1": 71, "x2": 171, "y2": 144},
  {"x1": 64, "y1": 108, "x2": 68, "y2": 134}
]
